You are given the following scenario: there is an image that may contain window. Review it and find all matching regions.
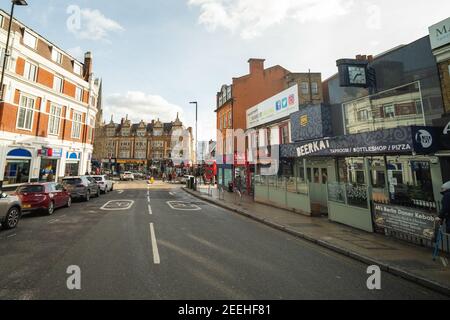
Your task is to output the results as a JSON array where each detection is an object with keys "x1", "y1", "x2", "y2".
[
  {"x1": 71, "y1": 111, "x2": 83, "y2": 139},
  {"x1": 53, "y1": 76, "x2": 63, "y2": 93},
  {"x1": 51, "y1": 48, "x2": 63, "y2": 64},
  {"x1": 48, "y1": 104, "x2": 62, "y2": 135},
  {"x1": 23, "y1": 31, "x2": 37, "y2": 49},
  {"x1": 357, "y1": 109, "x2": 369, "y2": 121},
  {"x1": 0, "y1": 15, "x2": 4, "y2": 28},
  {"x1": 73, "y1": 62, "x2": 82, "y2": 75},
  {"x1": 75, "y1": 87, "x2": 83, "y2": 102},
  {"x1": 311, "y1": 82, "x2": 318, "y2": 95},
  {"x1": 383, "y1": 105, "x2": 395, "y2": 118},
  {"x1": 24, "y1": 61, "x2": 37, "y2": 82},
  {"x1": 280, "y1": 125, "x2": 289, "y2": 144},
  {"x1": 16, "y1": 95, "x2": 35, "y2": 130},
  {"x1": 301, "y1": 82, "x2": 309, "y2": 95},
  {"x1": 228, "y1": 112, "x2": 232, "y2": 128}
]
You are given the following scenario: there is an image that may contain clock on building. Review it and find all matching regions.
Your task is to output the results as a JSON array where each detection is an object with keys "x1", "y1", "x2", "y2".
[
  {"x1": 336, "y1": 59, "x2": 371, "y2": 88},
  {"x1": 348, "y1": 66, "x2": 367, "y2": 85}
]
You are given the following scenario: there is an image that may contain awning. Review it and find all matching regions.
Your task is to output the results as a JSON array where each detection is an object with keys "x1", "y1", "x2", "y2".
[{"x1": 280, "y1": 126, "x2": 441, "y2": 158}]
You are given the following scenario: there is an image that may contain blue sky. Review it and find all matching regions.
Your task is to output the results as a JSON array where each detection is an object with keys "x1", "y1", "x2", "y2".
[{"x1": 6, "y1": 0, "x2": 450, "y2": 141}]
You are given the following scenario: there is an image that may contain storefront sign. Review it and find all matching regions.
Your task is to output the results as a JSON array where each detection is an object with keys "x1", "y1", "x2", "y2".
[
  {"x1": 429, "y1": 17, "x2": 450, "y2": 50},
  {"x1": 373, "y1": 203, "x2": 437, "y2": 240},
  {"x1": 281, "y1": 126, "x2": 439, "y2": 158},
  {"x1": 246, "y1": 85, "x2": 298, "y2": 129},
  {"x1": 52, "y1": 148, "x2": 63, "y2": 158}
]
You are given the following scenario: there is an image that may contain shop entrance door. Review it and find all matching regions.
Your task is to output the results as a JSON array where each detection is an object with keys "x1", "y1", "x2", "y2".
[{"x1": 307, "y1": 159, "x2": 333, "y2": 214}]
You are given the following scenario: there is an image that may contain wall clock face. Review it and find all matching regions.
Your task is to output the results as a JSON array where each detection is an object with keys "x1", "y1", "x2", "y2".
[{"x1": 348, "y1": 66, "x2": 367, "y2": 85}]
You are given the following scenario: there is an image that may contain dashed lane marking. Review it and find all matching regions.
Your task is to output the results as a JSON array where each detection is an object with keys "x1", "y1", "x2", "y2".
[
  {"x1": 148, "y1": 204, "x2": 153, "y2": 215},
  {"x1": 149, "y1": 223, "x2": 160, "y2": 264}
]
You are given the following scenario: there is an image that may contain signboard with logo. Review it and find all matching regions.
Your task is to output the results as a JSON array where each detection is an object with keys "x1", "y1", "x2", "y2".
[
  {"x1": 290, "y1": 104, "x2": 333, "y2": 142},
  {"x1": 373, "y1": 203, "x2": 437, "y2": 240},
  {"x1": 280, "y1": 126, "x2": 438, "y2": 158},
  {"x1": 429, "y1": 17, "x2": 450, "y2": 50},
  {"x1": 246, "y1": 85, "x2": 298, "y2": 129}
]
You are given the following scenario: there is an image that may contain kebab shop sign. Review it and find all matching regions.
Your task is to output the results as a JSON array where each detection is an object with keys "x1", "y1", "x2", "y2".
[{"x1": 373, "y1": 203, "x2": 438, "y2": 240}]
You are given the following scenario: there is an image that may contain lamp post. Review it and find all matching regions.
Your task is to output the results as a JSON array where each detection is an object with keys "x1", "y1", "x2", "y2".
[
  {"x1": 0, "y1": 0, "x2": 28, "y2": 102},
  {"x1": 189, "y1": 101, "x2": 198, "y2": 167}
]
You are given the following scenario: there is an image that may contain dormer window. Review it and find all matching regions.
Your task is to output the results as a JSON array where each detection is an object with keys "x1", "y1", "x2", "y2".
[
  {"x1": 23, "y1": 31, "x2": 37, "y2": 49},
  {"x1": 73, "y1": 61, "x2": 82, "y2": 75},
  {"x1": 51, "y1": 48, "x2": 63, "y2": 64}
]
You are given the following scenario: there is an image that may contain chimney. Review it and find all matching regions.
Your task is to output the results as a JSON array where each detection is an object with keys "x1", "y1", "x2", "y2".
[
  {"x1": 84, "y1": 51, "x2": 93, "y2": 81},
  {"x1": 248, "y1": 58, "x2": 265, "y2": 75}
]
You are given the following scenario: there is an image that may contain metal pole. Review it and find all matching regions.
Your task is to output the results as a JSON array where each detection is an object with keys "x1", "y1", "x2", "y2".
[{"x1": 0, "y1": 2, "x2": 15, "y2": 101}]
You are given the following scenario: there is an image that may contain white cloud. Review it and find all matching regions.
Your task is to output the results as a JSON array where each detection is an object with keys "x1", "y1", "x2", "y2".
[
  {"x1": 104, "y1": 91, "x2": 184, "y2": 124},
  {"x1": 67, "y1": 7, "x2": 124, "y2": 41},
  {"x1": 189, "y1": 0, "x2": 355, "y2": 39}
]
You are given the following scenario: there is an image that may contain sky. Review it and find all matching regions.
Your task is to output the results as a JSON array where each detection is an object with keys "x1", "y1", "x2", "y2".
[{"x1": 5, "y1": 0, "x2": 450, "y2": 141}]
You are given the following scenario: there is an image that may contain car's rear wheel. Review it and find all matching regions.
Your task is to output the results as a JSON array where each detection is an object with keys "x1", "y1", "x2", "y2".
[
  {"x1": 47, "y1": 201, "x2": 55, "y2": 215},
  {"x1": 2, "y1": 207, "x2": 20, "y2": 230}
]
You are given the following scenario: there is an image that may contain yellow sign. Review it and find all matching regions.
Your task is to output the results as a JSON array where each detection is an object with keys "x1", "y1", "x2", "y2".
[
  {"x1": 117, "y1": 160, "x2": 147, "y2": 164},
  {"x1": 300, "y1": 115, "x2": 308, "y2": 127}
]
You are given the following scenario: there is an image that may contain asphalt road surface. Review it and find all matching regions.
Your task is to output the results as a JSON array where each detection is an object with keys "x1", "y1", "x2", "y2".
[{"x1": 0, "y1": 181, "x2": 447, "y2": 300}]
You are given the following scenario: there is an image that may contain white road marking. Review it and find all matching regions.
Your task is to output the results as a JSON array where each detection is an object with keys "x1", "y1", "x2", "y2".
[
  {"x1": 147, "y1": 196, "x2": 151, "y2": 203},
  {"x1": 117, "y1": 190, "x2": 124, "y2": 194},
  {"x1": 7, "y1": 233, "x2": 16, "y2": 238},
  {"x1": 48, "y1": 219, "x2": 59, "y2": 224},
  {"x1": 441, "y1": 257, "x2": 448, "y2": 267},
  {"x1": 166, "y1": 201, "x2": 201, "y2": 211},
  {"x1": 148, "y1": 204, "x2": 153, "y2": 215},
  {"x1": 149, "y1": 223, "x2": 160, "y2": 264},
  {"x1": 169, "y1": 192, "x2": 175, "y2": 196},
  {"x1": 100, "y1": 200, "x2": 134, "y2": 211}
]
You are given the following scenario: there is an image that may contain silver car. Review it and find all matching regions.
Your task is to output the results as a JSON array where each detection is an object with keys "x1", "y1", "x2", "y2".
[{"x1": 0, "y1": 193, "x2": 22, "y2": 230}]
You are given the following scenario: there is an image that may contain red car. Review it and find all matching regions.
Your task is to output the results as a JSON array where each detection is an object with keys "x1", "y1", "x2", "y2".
[{"x1": 16, "y1": 183, "x2": 72, "y2": 215}]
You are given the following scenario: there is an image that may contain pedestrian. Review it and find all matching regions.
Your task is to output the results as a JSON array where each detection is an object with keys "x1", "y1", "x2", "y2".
[{"x1": 439, "y1": 181, "x2": 450, "y2": 233}]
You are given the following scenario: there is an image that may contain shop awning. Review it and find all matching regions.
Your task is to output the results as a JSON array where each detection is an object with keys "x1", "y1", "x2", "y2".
[{"x1": 280, "y1": 126, "x2": 441, "y2": 158}]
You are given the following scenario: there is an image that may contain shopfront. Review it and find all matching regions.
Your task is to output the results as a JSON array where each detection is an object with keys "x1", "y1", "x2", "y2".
[
  {"x1": 280, "y1": 125, "x2": 443, "y2": 233},
  {"x1": 38, "y1": 148, "x2": 62, "y2": 182},
  {"x1": 65, "y1": 152, "x2": 81, "y2": 176},
  {"x1": 3, "y1": 148, "x2": 33, "y2": 186}
]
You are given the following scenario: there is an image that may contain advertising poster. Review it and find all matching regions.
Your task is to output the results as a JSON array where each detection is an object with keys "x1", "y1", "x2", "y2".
[{"x1": 373, "y1": 203, "x2": 438, "y2": 240}]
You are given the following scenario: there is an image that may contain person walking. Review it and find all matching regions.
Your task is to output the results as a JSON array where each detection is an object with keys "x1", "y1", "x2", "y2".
[{"x1": 439, "y1": 182, "x2": 450, "y2": 233}]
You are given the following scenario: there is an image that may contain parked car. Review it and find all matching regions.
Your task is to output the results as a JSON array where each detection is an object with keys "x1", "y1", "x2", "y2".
[
  {"x1": 62, "y1": 176, "x2": 100, "y2": 201},
  {"x1": 16, "y1": 183, "x2": 71, "y2": 215},
  {"x1": 91, "y1": 175, "x2": 114, "y2": 193},
  {"x1": 120, "y1": 172, "x2": 134, "y2": 181},
  {"x1": 0, "y1": 193, "x2": 22, "y2": 230}
]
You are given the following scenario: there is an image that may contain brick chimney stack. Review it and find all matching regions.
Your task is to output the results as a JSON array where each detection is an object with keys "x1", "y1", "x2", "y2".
[
  {"x1": 84, "y1": 51, "x2": 93, "y2": 81},
  {"x1": 248, "y1": 58, "x2": 265, "y2": 75}
]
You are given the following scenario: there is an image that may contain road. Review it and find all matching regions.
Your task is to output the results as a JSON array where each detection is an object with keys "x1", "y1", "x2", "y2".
[{"x1": 0, "y1": 180, "x2": 447, "y2": 300}]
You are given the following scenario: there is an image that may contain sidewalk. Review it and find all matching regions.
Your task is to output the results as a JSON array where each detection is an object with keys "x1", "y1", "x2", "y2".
[{"x1": 184, "y1": 184, "x2": 450, "y2": 296}]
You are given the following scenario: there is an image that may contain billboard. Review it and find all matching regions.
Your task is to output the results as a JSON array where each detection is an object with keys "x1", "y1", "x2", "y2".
[{"x1": 246, "y1": 85, "x2": 298, "y2": 129}]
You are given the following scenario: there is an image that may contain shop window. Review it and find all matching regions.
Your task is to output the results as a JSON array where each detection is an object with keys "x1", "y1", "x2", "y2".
[
  {"x1": 4, "y1": 159, "x2": 31, "y2": 185},
  {"x1": 39, "y1": 159, "x2": 58, "y2": 182},
  {"x1": 386, "y1": 157, "x2": 436, "y2": 210}
]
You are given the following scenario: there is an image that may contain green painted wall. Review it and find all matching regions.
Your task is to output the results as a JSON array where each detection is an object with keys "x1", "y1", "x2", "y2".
[{"x1": 328, "y1": 201, "x2": 374, "y2": 233}]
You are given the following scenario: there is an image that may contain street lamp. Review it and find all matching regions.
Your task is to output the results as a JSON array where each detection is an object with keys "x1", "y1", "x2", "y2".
[
  {"x1": 189, "y1": 101, "x2": 198, "y2": 166},
  {"x1": 0, "y1": 0, "x2": 28, "y2": 102}
]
